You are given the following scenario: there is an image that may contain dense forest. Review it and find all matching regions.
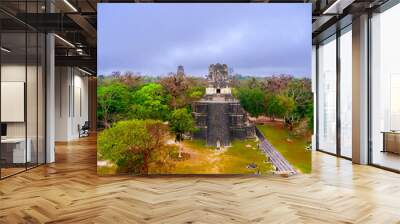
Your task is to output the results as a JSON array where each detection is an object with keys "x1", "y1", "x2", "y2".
[{"x1": 97, "y1": 71, "x2": 313, "y2": 174}]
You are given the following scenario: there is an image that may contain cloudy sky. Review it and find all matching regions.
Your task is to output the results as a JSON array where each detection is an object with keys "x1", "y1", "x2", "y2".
[{"x1": 98, "y1": 3, "x2": 311, "y2": 77}]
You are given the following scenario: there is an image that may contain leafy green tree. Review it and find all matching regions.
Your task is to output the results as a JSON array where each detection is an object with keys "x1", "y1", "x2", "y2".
[
  {"x1": 169, "y1": 108, "x2": 196, "y2": 158},
  {"x1": 286, "y1": 78, "x2": 313, "y2": 119},
  {"x1": 130, "y1": 83, "x2": 171, "y2": 120},
  {"x1": 277, "y1": 94, "x2": 295, "y2": 118},
  {"x1": 305, "y1": 102, "x2": 314, "y2": 130},
  {"x1": 264, "y1": 94, "x2": 295, "y2": 122},
  {"x1": 169, "y1": 108, "x2": 196, "y2": 139},
  {"x1": 276, "y1": 95, "x2": 296, "y2": 130},
  {"x1": 97, "y1": 83, "x2": 130, "y2": 127},
  {"x1": 97, "y1": 119, "x2": 168, "y2": 174},
  {"x1": 188, "y1": 90, "x2": 203, "y2": 101},
  {"x1": 265, "y1": 94, "x2": 282, "y2": 120},
  {"x1": 238, "y1": 88, "x2": 266, "y2": 117}
]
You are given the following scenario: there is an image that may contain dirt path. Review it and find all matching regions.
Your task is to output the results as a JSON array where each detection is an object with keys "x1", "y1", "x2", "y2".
[{"x1": 168, "y1": 139, "x2": 224, "y2": 173}]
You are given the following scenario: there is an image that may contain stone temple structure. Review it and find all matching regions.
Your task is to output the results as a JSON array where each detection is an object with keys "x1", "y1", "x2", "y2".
[
  {"x1": 192, "y1": 63, "x2": 255, "y2": 147},
  {"x1": 177, "y1": 65, "x2": 185, "y2": 77}
]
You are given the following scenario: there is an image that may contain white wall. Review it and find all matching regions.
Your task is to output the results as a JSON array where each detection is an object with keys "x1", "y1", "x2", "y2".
[
  {"x1": 55, "y1": 66, "x2": 69, "y2": 141},
  {"x1": 55, "y1": 67, "x2": 89, "y2": 141}
]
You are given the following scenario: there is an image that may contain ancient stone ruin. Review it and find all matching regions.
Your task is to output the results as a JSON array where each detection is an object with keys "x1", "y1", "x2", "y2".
[{"x1": 192, "y1": 63, "x2": 255, "y2": 147}]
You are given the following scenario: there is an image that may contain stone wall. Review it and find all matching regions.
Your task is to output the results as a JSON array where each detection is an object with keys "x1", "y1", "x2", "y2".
[
  {"x1": 207, "y1": 103, "x2": 230, "y2": 147},
  {"x1": 192, "y1": 100, "x2": 255, "y2": 147}
]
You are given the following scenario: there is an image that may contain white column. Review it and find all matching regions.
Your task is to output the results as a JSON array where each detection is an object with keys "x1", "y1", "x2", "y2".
[
  {"x1": 46, "y1": 32, "x2": 55, "y2": 163},
  {"x1": 352, "y1": 14, "x2": 369, "y2": 164}
]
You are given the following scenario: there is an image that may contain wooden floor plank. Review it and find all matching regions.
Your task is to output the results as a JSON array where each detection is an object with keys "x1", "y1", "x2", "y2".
[{"x1": 0, "y1": 135, "x2": 399, "y2": 223}]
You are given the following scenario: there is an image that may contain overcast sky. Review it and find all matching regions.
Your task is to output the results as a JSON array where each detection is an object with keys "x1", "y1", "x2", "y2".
[{"x1": 98, "y1": 3, "x2": 311, "y2": 77}]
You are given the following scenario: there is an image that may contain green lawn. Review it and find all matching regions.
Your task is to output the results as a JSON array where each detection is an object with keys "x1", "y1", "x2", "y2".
[
  {"x1": 98, "y1": 135, "x2": 275, "y2": 175},
  {"x1": 97, "y1": 164, "x2": 118, "y2": 175},
  {"x1": 219, "y1": 139, "x2": 273, "y2": 174},
  {"x1": 170, "y1": 139, "x2": 273, "y2": 174},
  {"x1": 257, "y1": 123, "x2": 311, "y2": 173}
]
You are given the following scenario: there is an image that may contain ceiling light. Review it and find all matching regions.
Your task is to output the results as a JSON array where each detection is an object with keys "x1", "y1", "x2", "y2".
[
  {"x1": 1, "y1": 47, "x2": 11, "y2": 53},
  {"x1": 78, "y1": 67, "x2": 93, "y2": 76},
  {"x1": 63, "y1": 0, "x2": 78, "y2": 12},
  {"x1": 323, "y1": 0, "x2": 355, "y2": 15},
  {"x1": 54, "y1": 34, "x2": 75, "y2": 48}
]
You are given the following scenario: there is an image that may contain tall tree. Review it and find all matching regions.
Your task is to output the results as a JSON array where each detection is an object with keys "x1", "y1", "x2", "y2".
[
  {"x1": 264, "y1": 94, "x2": 295, "y2": 123},
  {"x1": 130, "y1": 83, "x2": 171, "y2": 120},
  {"x1": 238, "y1": 88, "x2": 266, "y2": 117},
  {"x1": 97, "y1": 119, "x2": 168, "y2": 174},
  {"x1": 247, "y1": 77, "x2": 260, "y2": 89},
  {"x1": 264, "y1": 94, "x2": 281, "y2": 121},
  {"x1": 97, "y1": 83, "x2": 130, "y2": 128},
  {"x1": 262, "y1": 74, "x2": 293, "y2": 94},
  {"x1": 160, "y1": 72, "x2": 188, "y2": 109},
  {"x1": 169, "y1": 108, "x2": 196, "y2": 157},
  {"x1": 285, "y1": 78, "x2": 313, "y2": 119},
  {"x1": 120, "y1": 71, "x2": 143, "y2": 89}
]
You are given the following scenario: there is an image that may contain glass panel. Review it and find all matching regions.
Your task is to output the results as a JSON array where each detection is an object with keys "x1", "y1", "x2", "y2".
[
  {"x1": 1, "y1": 31, "x2": 27, "y2": 177},
  {"x1": 27, "y1": 31, "x2": 38, "y2": 169},
  {"x1": 0, "y1": 1, "x2": 46, "y2": 179},
  {"x1": 339, "y1": 28, "x2": 352, "y2": 158},
  {"x1": 38, "y1": 33, "x2": 45, "y2": 165},
  {"x1": 371, "y1": 4, "x2": 400, "y2": 171},
  {"x1": 26, "y1": 0, "x2": 39, "y2": 169},
  {"x1": 318, "y1": 36, "x2": 337, "y2": 154}
]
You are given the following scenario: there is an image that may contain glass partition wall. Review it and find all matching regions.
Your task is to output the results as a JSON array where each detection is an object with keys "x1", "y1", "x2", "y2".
[
  {"x1": 316, "y1": 25, "x2": 353, "y2": 159},
  {"x1": 339, "y1": 27, "x2": 352, "y2": 159},
  {"x1": 370, "y1": 3, "x2": 400, "y2": 171},
  {"x1": 316, "y1": 0, "x2": 400, "y2": 172},
  {"x1": 317, "y1": 35, "x2": 337, "y2": 154},
  {"x1": 0, "y1": 4, "x2": 46, "y2": 179}
]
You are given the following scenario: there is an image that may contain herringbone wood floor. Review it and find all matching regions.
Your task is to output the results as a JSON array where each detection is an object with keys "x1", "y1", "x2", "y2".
[{"x1": 1, "y1": 136, "x2": 400, "y2": 224}]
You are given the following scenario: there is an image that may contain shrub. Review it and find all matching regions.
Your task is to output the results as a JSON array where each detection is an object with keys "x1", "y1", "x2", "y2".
[{"x1": 98, "y1": 119, "x2": 168, "y2": 174}]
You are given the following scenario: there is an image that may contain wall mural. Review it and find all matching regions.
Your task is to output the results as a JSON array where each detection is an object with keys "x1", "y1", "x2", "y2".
[{"x1": 97, "y1": 3, "x2": 312, "y2": 175}]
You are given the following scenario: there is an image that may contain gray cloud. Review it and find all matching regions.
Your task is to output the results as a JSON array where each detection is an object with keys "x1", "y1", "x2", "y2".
[{"x1": 98, "y1": 3, "x2": 311, "y2": 77}]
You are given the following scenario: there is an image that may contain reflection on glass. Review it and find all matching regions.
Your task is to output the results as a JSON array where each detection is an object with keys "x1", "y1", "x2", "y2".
[
  {"x1": 38, "y1": 33, "x2": 46, "y2": 165},
  {"x1": 0, "y1": 1, "x2": 47, "y2": 179},
  {"x1": 371, "y1": 3, "x2": 400, "y2": 171},
  {"x1": 340, "y1": 29, "x2": 352, "y2": 158},
  {"x1": 1, "y1": 32, "x2": 27, "y2": 177},
  {"x1": 27, "y1": 32, "x2": 38, "y2": 169},
  {"x1": 318, "y1": 36, "x2": 337, "y2": 154}
]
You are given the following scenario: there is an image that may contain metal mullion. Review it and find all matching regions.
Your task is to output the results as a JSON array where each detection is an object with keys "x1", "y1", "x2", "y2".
[
  {"x1": 316, "y1": 44, "x2": 320, "y2": 151},
  {"x1": 367, "y1": 11, "x2": 373, "y2": 165},
  {"x1": 44, "y1": 0, "x2": 48, "y2": 165},
  {"x1": 25, "y1": 0, "x2": 28, "y2": 171},
  {"x1": 36, "y1": 0, "x2": 39, "y2": 167},
  {"x1": 336, "y1": 29, "x2": 341, "y2": 157},
  {"x1": 44, "y1": 33, "x2": 47, "y2": 164}
]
